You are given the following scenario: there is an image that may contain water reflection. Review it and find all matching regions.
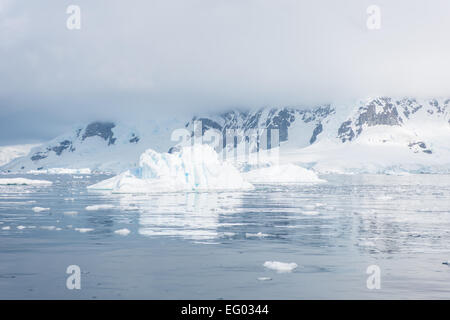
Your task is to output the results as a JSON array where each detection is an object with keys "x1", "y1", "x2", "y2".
[
  {"x1": 1, "y1": 174, "x2": 449, "y2": 255},
  {"x1": 114, "y1": 174, "x2": 450, "y2": 253},
  {"x1": 117, "y1": 192, "x2": 245, "y2": 241}
]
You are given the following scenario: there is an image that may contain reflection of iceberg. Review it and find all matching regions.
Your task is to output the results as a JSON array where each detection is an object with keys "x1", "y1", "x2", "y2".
[
  {"x1": 88, "y1": 144, "x2": 253, "y2": 193},
  {"x1": 116, "y1": 192, "x2": 245, "y2": 241}
]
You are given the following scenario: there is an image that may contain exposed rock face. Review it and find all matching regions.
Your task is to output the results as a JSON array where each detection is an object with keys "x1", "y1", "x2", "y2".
[
  {"x1": 82, "y1": 122, "x2": 116, "y2": 145},
  {"x1": 30, "y1": 152, "x2": 48, "y2": 161},
  {"x1": 27, "y1": 122, "x2": 121, "y2": 164},
  {"x1": 52, "y1": 140, "x2": 74, "y2": 155},
  {"x1": 338, "y1": 97, "x2": 402, "y2": 142},
  {"x1": 310, "y1": 123, "x2": 323, "y2": 144},
  {"x1": 184, "y1": 105, "x2": 335, "y2": 150},
  {"x1": 129, "y1": 133, "x2": 140, "y2": 144},
  {"x1": 30, "y1": 140, "x2": 75, "y2": 161},
  {"x1": 409, "y1": 141, "x2": 433, "y2": 154},
  {"x1": 338, "y1": 97, "x2": 450, "y2": 143}
]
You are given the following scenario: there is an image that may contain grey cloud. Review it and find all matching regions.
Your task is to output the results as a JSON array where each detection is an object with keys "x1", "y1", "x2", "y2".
[{"x1": 1, "y1": 0, "x2": 450, "y2": 144}]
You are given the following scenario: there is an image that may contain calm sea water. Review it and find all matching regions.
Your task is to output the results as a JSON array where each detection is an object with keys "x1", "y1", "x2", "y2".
[{"x1": 0, "y1": 173, "x2": 450, "y2": 299}]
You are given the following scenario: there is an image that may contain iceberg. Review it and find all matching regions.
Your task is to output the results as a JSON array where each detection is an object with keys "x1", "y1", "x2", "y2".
[
  {"x1": 88, "y1": 144, "x2": 254, "y2": 193},
  {"x1": 85, "y1": 204, "x2": 115, "y2": 211},
  {"x1": 243, "y1": 163, "x2": 325, "y2": 184},
  {"x1": 263, "y1": 261, "x2": 298, "y2": 273},
  {"x1": 114, "y1": 228, "x2": 131, "y2": 236},
  {"x1": 74, "y1": 228, "x2": 94, "y2": 233},
  {"x1": 32, "y1": 207, "x2": 50, "y2": 212},
  {"x1": 0, "y1": 178, "x2": 52, "y2": 186}
]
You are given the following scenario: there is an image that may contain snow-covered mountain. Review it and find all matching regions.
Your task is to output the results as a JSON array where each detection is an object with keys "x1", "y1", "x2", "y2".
[
  {"x1": 287, "y1": 97, "x2": 450, "y2": 174},
  {"x1": 0, "y1": 144, "x2": 40, "y2": 166},
  {"x1": 2, "y1": 97, "x2": 450, "y2": 174}
]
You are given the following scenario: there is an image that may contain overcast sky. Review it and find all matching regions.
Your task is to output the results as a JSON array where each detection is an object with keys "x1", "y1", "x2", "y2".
[{"x1": 1, "y1": 0, "x2": 450, "y2": 145}]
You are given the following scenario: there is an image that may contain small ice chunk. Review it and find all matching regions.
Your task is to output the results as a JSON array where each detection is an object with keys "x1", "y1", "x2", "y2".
[
  {"x1": 17, "y1": 225, "x2": 26, "y2": 230},
  {"x1": 114, "y1": 228, "x2": 131, "y2": 236},
  {"x1": 221, "y1": 232, "x2": 236, "y2": 238},
  {"x1": 85, "y1": 204, "x2": 114, "y2": 211},
  {"x1": 2, "y1": 226, "x2": 11, "y2": 230},
  {"x1": 41, "y1": 226, "x2": 56, "y2": 230},
  {"x1": 0, "y1": 178, "x2": 52, "y2": 186},
  {"x1": 75, "y1": 228, "x2": 94, "y2": 233},
  {"x1": 301, "y1": 211, "x2": 319, "y2": 215},
  {"x1": 64, "y1": 211, "x2": 78, "y2": 216},
  {"x1": 257, "y1": 277, "x2": 272, "y2": 281},
  {"x1": 376, "y1": 195, "x2": 394, "y2": 201},
  {"x1": 245, "y1": 232, "x2": 269, "y2": 238},
  {"x1": 263, "y1": 261, "x2": 298, "y2": 273},
  {"x1": 315, "y1": 203, "x2": 326, "y2": 207},
  {"x1": 32, "y1": 207, "x2": 50, "y2": 213}
]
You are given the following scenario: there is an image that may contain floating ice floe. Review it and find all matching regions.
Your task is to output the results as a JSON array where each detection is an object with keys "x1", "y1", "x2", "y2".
[
  {"x1": 32, "y1": 207, "x2": 50, "y2": 212},
  {"x1": 2, "y1": 226, "x2": 10, "y2": 230},
  {"x1": 245, "y1": 232, "x2": 269, "y2": 238},
  {"x1": 28, "y1": 168, "x2": 91, "y2": 175},
  {"x1": 63, "y1": 211, "x2": 78, "y2": 216},
  {"x1": 243, "y1": 164, "x2": 325, "y2": 184},
  {"x1": 114, "y1": 228, "x2": 131, "y2": 236},
  {"x1": 301, "y1": 210, "x2": 320, "y2": 215},
  {"x1": 263, "y1": 261, "x2": 298, "y2": 273},
  {"x1": 74, "y1": 228, "x2": 94, "y2": 233},
  {"x1": 88, "y1": 144, "x2": 254, "y2": 193},
  {"x1": 85, "y1": 204, "x2": 115, "y2": 211},
  {"x1": 257, "y1": 277, "x2": 272, "y2": 281},
  {"x1": 17, "y1": 225, "x2": 26, "y2": 230},
  {"x1": 41, "y1": 226, "x2": 56, "y2": 230},
  {"x1": 0, "y1": 178, "x2": 52, "y2": 186}
]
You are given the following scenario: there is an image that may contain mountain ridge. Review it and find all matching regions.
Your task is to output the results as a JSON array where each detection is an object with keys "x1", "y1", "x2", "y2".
[{"x1": 2, "y1": 96, "x2": 450, "y2": 174}]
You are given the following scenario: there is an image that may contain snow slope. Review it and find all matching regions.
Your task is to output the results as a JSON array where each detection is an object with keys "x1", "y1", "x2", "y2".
[
  {"x1": 1, "y1": 119, "x2": 187, "y2": 173},
  {"x1": 0, "y1": 144, "x2": 40, "y2": 166}
]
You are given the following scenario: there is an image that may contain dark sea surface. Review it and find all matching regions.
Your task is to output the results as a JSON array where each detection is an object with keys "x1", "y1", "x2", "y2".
[{"x1": 0, "y1": 173, "x2": 449, "y2": 299}]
